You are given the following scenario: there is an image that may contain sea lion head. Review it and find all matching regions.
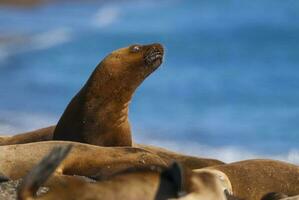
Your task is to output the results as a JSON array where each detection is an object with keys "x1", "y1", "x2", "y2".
[
  {"x1": 99, "y1": 43, "x2": 164, "y2": 89},
  {"x1": 176, "y1": 169, "x2": 233, "y2": 200}
]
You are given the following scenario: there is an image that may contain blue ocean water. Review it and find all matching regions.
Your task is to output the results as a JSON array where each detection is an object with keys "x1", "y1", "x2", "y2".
[{"x1": 1, "y1": 0, "x2": 299, "y2": 162}]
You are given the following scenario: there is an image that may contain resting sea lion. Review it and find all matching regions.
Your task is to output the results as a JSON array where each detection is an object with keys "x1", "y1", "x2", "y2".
[
  {"x1": 1, "y1": 132, "x2": 224, "y2": 171},
  {"x1": 179, "y1": 159, "x2": 299, "y2": 200},
  {"x1": 18, "y1": 145, "x2": 183, "y2": 200},
  {"x1": 0, "y1": 141, "x2": 225, "y2": 180},
  {"x1": 0, "y1": 141, "x2": 167, "y2": 180},
  {"x1": 0, "y1": 43, "x2": 164, "y2": 146}
]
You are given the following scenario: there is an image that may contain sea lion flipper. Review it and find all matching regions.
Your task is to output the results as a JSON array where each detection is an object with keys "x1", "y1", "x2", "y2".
[
  {"x1": 155, "y1": 162, "x2": 184, "y2": 200},
  {"x1": 17, "y1": 145, "x2": 72, "y2": 200}
]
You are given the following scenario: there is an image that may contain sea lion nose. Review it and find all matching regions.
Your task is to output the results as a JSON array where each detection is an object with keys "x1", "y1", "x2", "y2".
[
  {"x1": 150, "y1": 43, "x2": 164, "y2": 55},
  {"x1": 143, "y1": 43, "x2": 164, "y2": 55},
  {"x1": 144, "y1": 43, "x2": 164, "y2": 66}
]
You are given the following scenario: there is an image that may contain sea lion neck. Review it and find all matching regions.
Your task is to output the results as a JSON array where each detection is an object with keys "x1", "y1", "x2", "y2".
[
  {"x1": 53, "y1": 63, "x2": 134, "y2": 147},
  {"x1": 84, "y1": 60, "x2": 141, "y2": 104}
]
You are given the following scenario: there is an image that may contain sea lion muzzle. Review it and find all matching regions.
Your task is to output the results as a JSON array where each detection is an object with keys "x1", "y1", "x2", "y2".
[{"x1": 144, "y1": 44, "x2": 164, "y2": 67}]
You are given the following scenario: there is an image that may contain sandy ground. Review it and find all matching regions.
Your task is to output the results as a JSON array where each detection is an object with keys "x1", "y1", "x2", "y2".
[{"x1": 0, "y1": 180, "x2": 21, "y2": 200}]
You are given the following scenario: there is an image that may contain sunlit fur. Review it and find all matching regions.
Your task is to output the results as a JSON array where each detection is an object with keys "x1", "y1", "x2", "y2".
[{"x1": 53, "y1": 43, "x2": 163, "y2": 146}]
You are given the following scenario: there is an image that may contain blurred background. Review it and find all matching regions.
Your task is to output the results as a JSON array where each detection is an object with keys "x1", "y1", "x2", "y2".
[{"x1": 1, "y1": 0, "x2": 299, "y2": 163}]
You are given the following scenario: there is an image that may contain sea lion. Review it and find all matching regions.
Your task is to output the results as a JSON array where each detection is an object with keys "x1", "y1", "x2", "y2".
[
  {"x1": 54, "y1": 43, "x2": 164, "y2": 146},
  {"x1": 183, "y1": 159, "x2": 299, "y2": 200},
  {"x1": 0, "y1": 43, "x2": 164, "y2": 147},
  {"x1": 176, "y1": 168, "x2": 232, "y2": 200},
  {"x1": 1, "y1": 131, "x2": 224, "y2": 171},
  {"x1": 17, "y1": 145, "x2": 183, "y2": 200},
  {"x1": 0, "y1": 141, "x2": 225, "y2": 180},
  {"x1": 0, "y1": 141, "x2": 167, "y2": 180},
  {"x1": 0, "y1": 132, "x2": 224, "y2": 171}
]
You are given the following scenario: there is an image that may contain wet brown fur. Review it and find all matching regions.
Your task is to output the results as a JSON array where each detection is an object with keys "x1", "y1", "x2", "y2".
[
  {"x1": 53, "y1": 43, "x2": 164, "y2": 146},
  {"x1": 0, "y1": 141, "x2": 168, "y2": 180}
]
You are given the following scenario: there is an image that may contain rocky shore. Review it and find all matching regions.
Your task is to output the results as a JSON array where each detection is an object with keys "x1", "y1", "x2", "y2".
[{"x1": 0, "y1": 179, "x2": 48, "y2": 200}]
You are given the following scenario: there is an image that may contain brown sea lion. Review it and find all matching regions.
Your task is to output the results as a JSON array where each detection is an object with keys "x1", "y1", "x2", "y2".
[
  {"x1": 0, "y1": 43, "x2": 164, "y2": 147},
  {"x1": 1, "y1": 132, "x2": 224, "y2": 171},
  {"x1": 0, "y1": 141, "x2": 168, "y2": 180},
  {"x1": 17, "y1": 146, "x2": 183, "y2": 200},
  {"x1": 0, "y1": 141, "x2": 225, "y2": 180},
  {"x1": 181, "y1": 159, "x2": 299, "y2": 200},
  {"x1": 176, "y1": 168, "x2": 232, "y2": 200},
  {"x1": 53, "y1": 43, "x2": 164, "y2": 146}
]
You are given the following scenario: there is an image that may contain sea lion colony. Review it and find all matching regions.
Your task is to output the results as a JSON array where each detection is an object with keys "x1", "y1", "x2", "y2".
[{"x1": 0, "y1": 43, "x2": 298, "y2": 200}]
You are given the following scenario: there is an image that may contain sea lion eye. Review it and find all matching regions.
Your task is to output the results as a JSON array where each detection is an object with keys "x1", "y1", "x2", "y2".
[{"x1": 131, "y1": 45, "x2": 141, "y2": 53}]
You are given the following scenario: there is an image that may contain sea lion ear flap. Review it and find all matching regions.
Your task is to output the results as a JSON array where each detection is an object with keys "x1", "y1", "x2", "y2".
[
  {"x1": 155, "y1": 162, "x2": 184, "y2": 200},
  {"x1": 17, "y1": 145, "x2": 72, "y2": 200},
  {"x1": 261, "y1": 192, "x2": 288, "y2": 200}
]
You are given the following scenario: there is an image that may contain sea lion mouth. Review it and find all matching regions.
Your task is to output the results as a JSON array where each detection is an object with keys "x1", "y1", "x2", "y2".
[{"x1": 144, "y1": 47, "x2": 163, "y2": 68}]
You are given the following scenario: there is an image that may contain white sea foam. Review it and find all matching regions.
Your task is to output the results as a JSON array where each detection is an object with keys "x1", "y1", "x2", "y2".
[
  {"x1": 31, "y1": 28, "x2": 72, "y2": 50},
  {"x1": 92, "y1": 6, "x2": 120, "y2": 28}
]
